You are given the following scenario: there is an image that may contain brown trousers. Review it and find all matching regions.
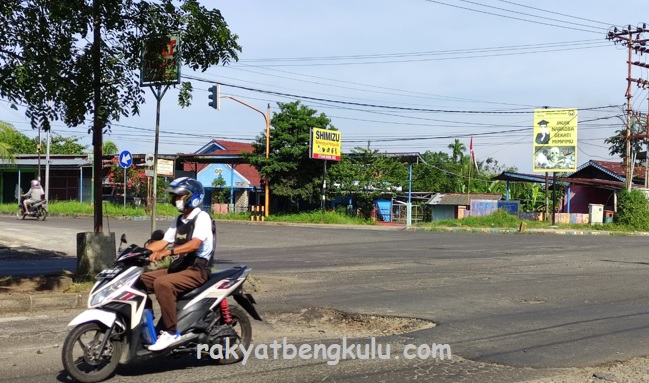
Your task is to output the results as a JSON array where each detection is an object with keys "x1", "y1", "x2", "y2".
[{"x1": 140, "y1": 266, "x2": 208, "y2": 332}]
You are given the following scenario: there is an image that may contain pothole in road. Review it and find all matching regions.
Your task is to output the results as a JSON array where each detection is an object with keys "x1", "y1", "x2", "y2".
[{"x1": 259, "y1": 307, "x2": 435, "y2": 342}]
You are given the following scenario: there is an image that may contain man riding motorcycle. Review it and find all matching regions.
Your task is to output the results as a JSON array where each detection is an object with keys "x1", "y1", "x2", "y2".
[
  {"x1": 22, "y1": 179, "x2": 43, "y2": 213},
  {"x1": 141, "y1": 177, "x2": 214, "y2": 351}
]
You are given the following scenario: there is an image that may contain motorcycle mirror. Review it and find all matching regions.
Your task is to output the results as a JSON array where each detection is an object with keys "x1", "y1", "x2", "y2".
[{"x1": 120, "y1": 234, "x2": 127, "y2": 244}]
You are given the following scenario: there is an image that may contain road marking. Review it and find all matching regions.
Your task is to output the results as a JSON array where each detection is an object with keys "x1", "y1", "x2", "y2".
[{"x1": 0, "y1": 315, "x2": 49, "y2": 323}]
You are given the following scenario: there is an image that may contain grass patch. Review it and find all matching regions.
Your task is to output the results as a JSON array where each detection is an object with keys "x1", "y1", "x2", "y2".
[
  {"x1": 1, "y1": 201, "x2": 186, "y2": 217},
  {"x1": 213, "y1": 212, "x2": 251, "y2": 221},
  {"x1": 65, "y1": 280, "x2": 95, "y2": 293},
  {"x1": 265, "y1": 210, "x2": 374, "y2": 225},
  {"x1": 416, "y1": 209, "x2": 637, "y2": 232}
]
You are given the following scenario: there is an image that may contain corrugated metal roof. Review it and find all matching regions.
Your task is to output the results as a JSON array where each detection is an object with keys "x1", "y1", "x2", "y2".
[
  {"x1": 563, "y1": 177, "x2": 624, "y2": 189},
  {"x1": 0, "y1": 158, "x2": 90, "y2": 167},
  {"x1": 426, "y1": 193, "x2": 502, "y2": 206}
]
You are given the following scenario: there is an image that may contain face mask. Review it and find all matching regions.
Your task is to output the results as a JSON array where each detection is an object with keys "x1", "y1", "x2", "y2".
[{"x1": 175, "y1": 198, "x2": 185, "y2": 212}]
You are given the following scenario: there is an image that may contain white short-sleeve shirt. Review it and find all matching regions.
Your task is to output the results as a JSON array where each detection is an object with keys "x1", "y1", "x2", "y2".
[{"x1": 163, "y1": 208, "x2": 214, "y2": 260}]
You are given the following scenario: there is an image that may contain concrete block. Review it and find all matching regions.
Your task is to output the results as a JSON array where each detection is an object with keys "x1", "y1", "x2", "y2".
[
  {"x1": 77, "y1": 232, "x2": 116, "y2": 276},
  {"x1": 0, "y1": 295, "x2": 31, "y2": 313},
  {"x1": 31, "y1": 293, "x2": 82, "y2": 311}
]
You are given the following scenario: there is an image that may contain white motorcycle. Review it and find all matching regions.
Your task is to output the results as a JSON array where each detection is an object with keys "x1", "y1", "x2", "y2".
[{"x1": 61, "y1": 235, "x2": 261, "y2": 383}]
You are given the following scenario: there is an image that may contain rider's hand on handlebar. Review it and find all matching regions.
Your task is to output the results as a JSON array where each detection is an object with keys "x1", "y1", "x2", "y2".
[{"x1": 149, "y1": 251, "x2": 168, "y2": 262}]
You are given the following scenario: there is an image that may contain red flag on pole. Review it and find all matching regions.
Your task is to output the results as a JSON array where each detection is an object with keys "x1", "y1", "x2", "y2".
[{"x1": 470, "y1": 136, "x2": 478, "y2": 172}]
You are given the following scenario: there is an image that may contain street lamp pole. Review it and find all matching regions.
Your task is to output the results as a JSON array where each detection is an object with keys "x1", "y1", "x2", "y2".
[
  {"x1": 219, "y1": 94, "x2": 270, "y2": 217},
  {"x1": 265, "y1": 104, "x2": 270, "y2": 218}
]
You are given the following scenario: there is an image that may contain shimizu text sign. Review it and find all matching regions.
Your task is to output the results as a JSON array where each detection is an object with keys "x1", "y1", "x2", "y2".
[
  {"x1": 533, "y1": 108, "x2": 578, "y2": 173},
  {"x1": 310, "y1": 128, "x2": 342, "y2": 161}
]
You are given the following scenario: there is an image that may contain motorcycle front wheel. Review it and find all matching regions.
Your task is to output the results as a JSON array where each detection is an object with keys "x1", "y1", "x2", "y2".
[
  {"x1": 37, "y1": 206, "x2": 47, "y2": 221},
  {"x1": 62, "y1": 322, "x2": 122, "y2": 383},
  {"x1": 211, "y1": 305, "x2": 252, "y2": 365},
  {"x1": 15, "y1": 208, "x2": 24, "y2": 220}
]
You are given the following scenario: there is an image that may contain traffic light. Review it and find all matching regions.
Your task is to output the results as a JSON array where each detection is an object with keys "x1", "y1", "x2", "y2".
[{"x1": 208, "y1": 84, "x2": 220, "y2": 110}]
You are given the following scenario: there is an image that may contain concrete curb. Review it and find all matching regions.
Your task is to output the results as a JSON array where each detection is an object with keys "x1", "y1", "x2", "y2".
[
  {"x1": 405, "y1": 226, "x2": 649, "y2": 236},
  {"x1": 0, "y1": 292, "x2": 89, "y2": 314}
]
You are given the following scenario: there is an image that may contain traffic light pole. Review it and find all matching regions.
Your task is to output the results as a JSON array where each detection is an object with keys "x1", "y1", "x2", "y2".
[
  {"x1": 150, "y1": 85, "x2": 169, "y2": 234},
  {"x1": 209, "y1": 85, "x2": 270, "y2": 217}
]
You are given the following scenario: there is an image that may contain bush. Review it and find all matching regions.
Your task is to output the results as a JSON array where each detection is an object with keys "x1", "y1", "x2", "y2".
[{"x1": 616, "y1": 189, "x2": 649, "y2": 230}]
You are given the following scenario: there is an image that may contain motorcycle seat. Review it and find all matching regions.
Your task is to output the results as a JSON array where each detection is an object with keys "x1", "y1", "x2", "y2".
[{"x1": 178, "y1": 266, "x2": 246, "y2": 301}]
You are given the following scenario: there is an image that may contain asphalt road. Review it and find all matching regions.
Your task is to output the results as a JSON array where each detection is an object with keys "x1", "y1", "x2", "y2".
[{"x1": 2, "y1": 215, "x2": 649, "y2": 382}]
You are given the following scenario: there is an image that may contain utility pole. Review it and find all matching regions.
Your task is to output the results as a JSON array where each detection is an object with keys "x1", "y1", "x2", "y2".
[{"x1": 607, "y1": 24, "x2": 649, "y2": 191}]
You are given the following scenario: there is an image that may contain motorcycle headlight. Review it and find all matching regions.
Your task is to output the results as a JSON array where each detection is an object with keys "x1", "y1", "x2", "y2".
[{"x1": 90, "y1": 268, "x2": 141, "y2": 306}]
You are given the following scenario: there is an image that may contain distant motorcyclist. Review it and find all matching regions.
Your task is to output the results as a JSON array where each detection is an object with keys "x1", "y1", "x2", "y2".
[{"x1": 22, "y1": 180, "x2": 43, "y2": 213}]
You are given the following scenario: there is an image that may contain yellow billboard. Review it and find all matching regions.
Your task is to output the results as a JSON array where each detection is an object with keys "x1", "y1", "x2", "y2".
[
  {"x1": 310, "y1": 128, "x2": 341, "y2": 161},
  {"x1": 533, "y1": 108, "x2": 577, "y2": 172}
]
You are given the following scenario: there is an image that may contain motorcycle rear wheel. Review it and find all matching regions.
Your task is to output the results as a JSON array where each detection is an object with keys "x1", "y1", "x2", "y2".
[
  {"x1": 62, "y1": 322, "x2": 122, "y2": 383},
  {"x1": 211, "y1": 305, "x2": 252, "y2": 365}
]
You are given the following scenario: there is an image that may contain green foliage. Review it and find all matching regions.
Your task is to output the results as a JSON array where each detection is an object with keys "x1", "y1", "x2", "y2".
[
  {"x1": 0, "y1": 121, "x2": 87, "y2": 155},
  {"x1": 0, "y1": 121, "x2": 33, "y2": 159},
  {"x1": 615, "y1": 189, "x2": 649, "y2": 230},
  {"x1": 106, "y1": 157, "x2": 168, "y2": 199},
  {"x1": 211, "y1": 174, "x2": 231, "y2": 203},
  {"x1": 412, "y1": 151, "x2": 456, "y2": 192},
  {"x1": 0, "y1": 200, "x2": 179, "y2": 217},
  {"x1": 328, "y1": 147, "x2": 408, "y2": 216},
  {"x1": 1, "y1": 1, "x2": 241, "y2": 131},
  {"x1": 604, "y1": 127, "x2": 642, "y2": 163},
  {"x1": 266, "y1": 210, "x2": 374, "y2": 225},
  {"x1": 49, "y1": 134, "x2": 87, "y2": 154},
  {"x1": 447, "y1": 139, "x2": 466, "y2": 163},
  {"x1": 429, "y1": 209, "x2": 520, "y2": 228},
  {"x1": 244, "y1": 101, "x2": 335, "y2": 209},
  {"x1": 102, "y1": 140, "x2": 118, "y2": 155}
]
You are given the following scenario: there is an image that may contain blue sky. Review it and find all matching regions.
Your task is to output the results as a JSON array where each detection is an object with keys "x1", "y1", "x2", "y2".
[{"x1": 1, "y1": 1, "x2": 647, "y2": 173}]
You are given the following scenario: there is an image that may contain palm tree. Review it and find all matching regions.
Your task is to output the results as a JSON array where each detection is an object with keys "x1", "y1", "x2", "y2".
[
  {"x1": 447, "y1": 139, "x2": 466, "y2": 163},
  {"x1": 103, "y1": 140, "x2": 118, "y2": 155}
]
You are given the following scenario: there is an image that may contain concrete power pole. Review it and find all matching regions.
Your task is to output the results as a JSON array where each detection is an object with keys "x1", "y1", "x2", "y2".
[{"x1": 607, "y1": 24, "x2": 649, "y2": 191}]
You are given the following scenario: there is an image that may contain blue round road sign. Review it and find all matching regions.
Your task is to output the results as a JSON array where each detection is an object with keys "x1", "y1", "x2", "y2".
[{"x1": 119, "y1": 150, "x2": 133, "y2": 168}]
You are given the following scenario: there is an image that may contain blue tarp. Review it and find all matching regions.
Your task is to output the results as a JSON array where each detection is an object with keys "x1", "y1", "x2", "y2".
[{"x1": 375, "y1": 199, "x2": 391, "y2": 222}]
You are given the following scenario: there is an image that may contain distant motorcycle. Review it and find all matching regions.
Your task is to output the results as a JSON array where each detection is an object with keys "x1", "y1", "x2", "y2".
[{"x1": 16, "y1": 198, "x2": 48, "y2": 221}]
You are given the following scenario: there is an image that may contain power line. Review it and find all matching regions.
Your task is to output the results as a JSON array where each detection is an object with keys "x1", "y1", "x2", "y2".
[
  {"x1": 237, "y1": 44, "x2": 608, "y2": 67},
  {"x1": 455, "y1": 0, "x2": 608, "y2": 32},
  {"x1": 493, "y1": 0, "x2": 613, "y2": 26},
  {"x1": 423, "y1": 0, "x2": 606, "y2": 34},
  {"x1": 239, "y1": 40, "x2": 604, "y2": 63},
  {"x1": 187, "y1": 75, "x2": 621, "y2": 115},
  {"x1": 227, "y1": 64, "x2": 536, "y2": 108}
]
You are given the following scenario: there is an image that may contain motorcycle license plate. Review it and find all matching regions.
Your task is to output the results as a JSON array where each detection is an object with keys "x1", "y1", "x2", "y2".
[{"x1": 97, "y1": 268, "x2": 120, "y2": 279}]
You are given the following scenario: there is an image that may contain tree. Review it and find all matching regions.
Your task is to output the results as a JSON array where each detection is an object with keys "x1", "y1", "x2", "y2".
[
  {"x1": 211, "y1": 174, "x2": 231, "y2": 204},
  {"x1": 244, "y1": 101, "x2": 335, "y2": 211},
  {"x1": 50, "y1": 134, "x2": 87, "y2": 154},
  {"x1": 604, "y1": 127, "x2": 643, "y2": 163},
  {"x1": 1, "y1": 1, "x2": 241, "y2": 130},
  {"x1": 0, "y1": 122, "x2": 87, "y2": 155},
  {"x1": 0, "y1": 120, "x2": 34, "y2": 153},
  {"x1": 447, "y1": 139, "x2": 466, "y2": 163},
  {"x1": 412, "y1": 151, "x2": 456, "y2": 192},
  {"x1": 328, "y1": 147, "x2": 408, "y2": 216},
  {"x1": 102, "y1": 140, "x2": 118, "y2": 155},
  {"x1": 1, "y1": 1, "x2": 241, "y2": 231}
]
